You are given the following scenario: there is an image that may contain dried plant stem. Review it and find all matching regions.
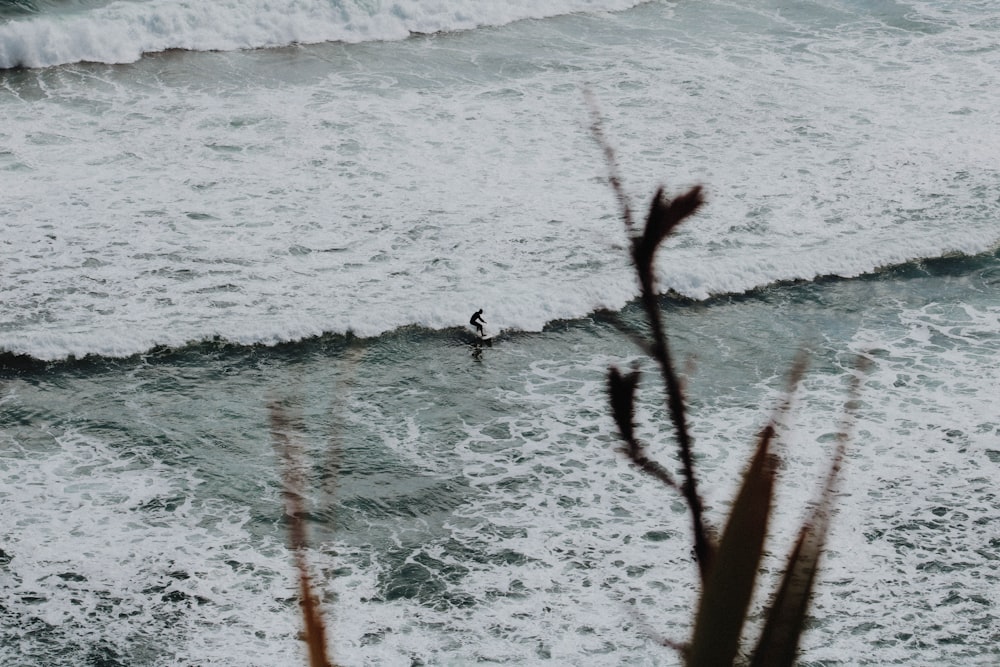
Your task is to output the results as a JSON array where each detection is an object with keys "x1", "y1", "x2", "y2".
[
  {"x1": 585, "y1": 91, "x2": 634, "y2": 231},
  {"x1": 592, "y1": 92, "x2": 862, "y2": 663},
  {"x1": 749, "y1": 357, "x2": 866, "y2": 667},
  {"x1": 632, "y1": 204, "x2": 712, "y2": 577},
  {"x1": 270, "y1": 403, "x2": 336, "y2": 667},
  {"x1": 589, "y1": 98, "x2": 713, "y2": 577}
]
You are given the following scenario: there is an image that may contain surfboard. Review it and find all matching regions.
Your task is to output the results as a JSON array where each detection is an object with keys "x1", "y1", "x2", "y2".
[{"x1": 466, "y1": 328, "x2": 493, "y2": 347}]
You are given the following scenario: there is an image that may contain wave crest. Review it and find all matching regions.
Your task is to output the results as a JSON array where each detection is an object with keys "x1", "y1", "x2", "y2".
[
  {"x1": 3, "y1": 252, "x2": 997, "y2": 366},
  {"x1": 0, "y1": 0, "x2": 645, "y2": 69}
]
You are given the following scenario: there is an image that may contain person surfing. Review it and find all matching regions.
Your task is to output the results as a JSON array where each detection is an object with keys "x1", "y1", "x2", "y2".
[{"x1": 470, "y1": 309, "x2": 486, "y2": 338}]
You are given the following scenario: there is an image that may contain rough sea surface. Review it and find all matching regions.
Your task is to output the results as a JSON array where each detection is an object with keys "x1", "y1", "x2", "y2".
[{"x1": 2, "y1": 0, "x2": 999, "y2": 664}]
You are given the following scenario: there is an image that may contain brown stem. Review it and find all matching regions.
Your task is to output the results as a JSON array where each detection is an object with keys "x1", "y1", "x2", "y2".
[
  {"x1": 636, "y1": 253, "x2": 713, "y2": 578},
  {"x1": 589, "y1": 96, "x2": 712, "y2": 577},
  {"x1": 270, "y1": 403, "x2": 335, "y2": 667}
]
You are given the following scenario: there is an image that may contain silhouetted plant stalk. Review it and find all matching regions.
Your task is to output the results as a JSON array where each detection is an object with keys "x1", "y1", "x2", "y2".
[
  {"x1": 589, "y1": 92, "x2": 713, "y2": 577},
  {"x1": 270, "y1": 403, "x2": 337, "y2": 667},
  {"x1": 749, "y1": 364, "x2": 866, "y2": 667},
  {"x1": 590, "y1": 98, "x2": 864, "y2": 665}
]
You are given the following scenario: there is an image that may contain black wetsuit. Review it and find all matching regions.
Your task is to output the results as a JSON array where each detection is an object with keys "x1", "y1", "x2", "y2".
[{"x1": 470, "y1": 311, "x2": 485, "y2": 336}]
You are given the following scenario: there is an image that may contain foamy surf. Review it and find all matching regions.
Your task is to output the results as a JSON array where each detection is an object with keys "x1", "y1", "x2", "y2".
[
  {"x1": 2, "y1": 4, "x2": 1000, "y2": 662},
  {"x1": 3, "y1": 2, "x2": 1000, "y2": 361},
  {"x1": 0, "y1": 0, "x2": 648, "y2": 69}
]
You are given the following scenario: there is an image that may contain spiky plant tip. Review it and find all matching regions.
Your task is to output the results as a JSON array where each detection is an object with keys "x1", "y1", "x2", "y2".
[{"x1": 636, "y1": 185, "x2": 706, "y2": 262}]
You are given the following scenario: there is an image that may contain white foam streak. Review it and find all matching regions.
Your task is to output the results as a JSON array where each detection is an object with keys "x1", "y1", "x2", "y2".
[
  {"x1": 0, "y1": 0, "x2": 646, "y2": 69},
  {"x1": 796, "y1": 302, "x2": 1000, "y2": 661},
  {"x1": 0, "y1": 430, "x2": 306, "y2": 664}
]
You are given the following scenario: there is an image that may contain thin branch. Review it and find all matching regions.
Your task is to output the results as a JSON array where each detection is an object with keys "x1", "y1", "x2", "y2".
[
  {"x1": 588, "y1": 97, "x2": 712, "y2": 578},
  {"x1": 594, "y1": 308, "x2": 658, "y2": 359},
  {"x1": 633, "y1": 188, "x2": 711, "y2": 579},
  {"x1": 270, "y1": 403, "x2": 335, "y2": 667},
  {"x1": 585, "y1": 90, "x2": 635, "y2": 231}
]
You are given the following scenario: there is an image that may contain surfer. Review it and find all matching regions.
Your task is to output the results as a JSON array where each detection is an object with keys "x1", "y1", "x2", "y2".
[{"x1": 470, "y1": 309, "x2": 486, "y2": 337}]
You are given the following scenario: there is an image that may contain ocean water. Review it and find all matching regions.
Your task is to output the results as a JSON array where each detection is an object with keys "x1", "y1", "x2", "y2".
[{"x1": 2, "y1": 0, "x2": 999, "y2": 664}]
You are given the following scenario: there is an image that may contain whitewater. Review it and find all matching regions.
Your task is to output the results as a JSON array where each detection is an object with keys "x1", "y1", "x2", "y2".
[
  {"x1": 2, "y1": 0, "x2": 998, "y2": 360},
  {"x1": 2, "y1": 0, "x2": 1000, "y2": 665}
]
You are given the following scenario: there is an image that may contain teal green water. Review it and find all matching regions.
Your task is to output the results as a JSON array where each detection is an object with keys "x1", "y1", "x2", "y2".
[{"x1": 3, "y1": 252, "x2": 999, "y2": 664}]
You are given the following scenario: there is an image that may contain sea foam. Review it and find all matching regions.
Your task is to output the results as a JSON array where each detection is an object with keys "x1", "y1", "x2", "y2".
[
  {"x1": 2, "y1": 1, "x2": 999, "y2": 362},
  {"x1": 0, "y1": 0, "x2": 646, "y2": 69}
]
